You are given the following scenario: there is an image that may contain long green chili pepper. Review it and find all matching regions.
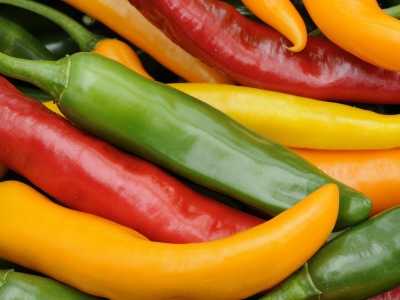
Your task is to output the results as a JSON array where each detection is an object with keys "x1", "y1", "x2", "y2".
[
  {"x1": 0, "y1": 269, "x2": 102, "y2": 299},
  {"x1": 261, "y1": 205, "x2": 400, "y2": 300},
  {"x1": 0, "y1": 15, "x2": 55, "y2": 60},
  {"x1": 0, "y1": 51, "x2": 372, "y2": 230}
]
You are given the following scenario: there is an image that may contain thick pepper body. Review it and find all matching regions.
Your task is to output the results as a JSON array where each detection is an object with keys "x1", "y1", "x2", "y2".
[
  {"x1": 129, "y1": 0, "x2": 400, "y2": 103},
  {"x1": 0, "y1": 181, "x2": 339, "y2": 300},
  {"x1": 0, "y1": 76, "x2": 263, "y2": 243}
]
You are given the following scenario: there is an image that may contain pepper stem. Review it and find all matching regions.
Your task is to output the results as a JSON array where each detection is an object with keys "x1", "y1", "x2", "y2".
[
  {"x1": 0, "y1": 51, "x2": 69, "y2": 101},
  {"x1": 0, "y1": 0, "x2": 103, "y2": 52}
]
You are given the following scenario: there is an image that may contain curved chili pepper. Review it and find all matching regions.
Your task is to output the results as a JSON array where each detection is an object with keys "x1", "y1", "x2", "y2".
[
  {"x1": 61, "y1": 0, "x2": 232, "y2": 84},
  {"x1": 170, "y1": 83, "x2": 400, "y2": 150},
  {"x1": 0, "y1": 15, "x2": 55, "y2": 60},
  {"x1": 0, "y1": 269, "x2": 101, "y2": 300},
  {"x1": 129, "y1": 0, "x2": 400, "y2": 103},
  {"x1": 0, "y1": 180, "x2": 339, "y2": 300},
  {"x1": 0, "y1": 51, "x2": 371, "y2": 230},
  {"x1": 303, "y1": 0, "x2": 400, "y2": 72},
  {"x1": 241, "y1": 0, "x2": 307, "y2": 52},
  {"x1": 0, "y1": 0, "x2": 153, "y2": 80},
  {"x1": 261, "y1": 205, "x2": 400, "y2": 300},
  {"x1": 0, "y1": 75, "x2": 263, "y2": 243}
]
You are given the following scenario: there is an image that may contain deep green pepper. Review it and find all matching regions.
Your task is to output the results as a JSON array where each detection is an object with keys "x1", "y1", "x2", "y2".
[
  {"x1": 0, "y1": 51, "x2": 372, "y2": 230},
  {"x1": 0, "y1": 269, "x2": 102, "y2": 299},
  {"x1": 0, "y1": 15, "x2": 55, "y2": 60},
  {"x1": 261, "y1": 205, "x2": 400, "y2": 300}
]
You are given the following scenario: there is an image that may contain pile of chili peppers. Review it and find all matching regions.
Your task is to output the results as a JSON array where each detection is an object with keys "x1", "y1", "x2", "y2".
[{"x1": 0, "y1": 0, "x2": 400, "y2": 299}]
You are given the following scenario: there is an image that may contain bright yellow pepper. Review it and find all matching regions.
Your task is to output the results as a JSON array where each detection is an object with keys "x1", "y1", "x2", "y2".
[
  {"x1": 61, "y1": 0, "x2": 233, "y2": 84},
  {"x1": 241, "y1": 0, "x2": 307, "y2": 52},
  {"x1": 0, "y1": 163, "x2": 7, "y2": 179},
  {"x1": 170, "y1": 83, "x2": 400, "y2": 150},
  {"x1": 0, "y1": 180, "x2": 338, "y2": 300},
  {"x1": 303, "y1": 0, "x2": 400, "y2": 71}
]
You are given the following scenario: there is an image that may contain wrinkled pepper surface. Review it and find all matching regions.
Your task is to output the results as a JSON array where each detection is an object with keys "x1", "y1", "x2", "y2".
[
  {"x1": 61, "y1": 0, "x2": 232, "y2": 84},
  {"x1": 0, "y1": 75, "x2": 262, "y2": 243},
  {"x1": 303, "y1": 0, "x2": 400, "y2": 72},
  {"x1": 129, "y1": 0, "x2": 400, "y2": 103},
  {"x1": 0, "y1": 180, "x2": 339, "y2": 300},
  {"x1": 261, "y1": 205, "x2": 400, "y2": 300},
  {"x1": 0, "y1": 51, "x2": 372, "y2": 230}
]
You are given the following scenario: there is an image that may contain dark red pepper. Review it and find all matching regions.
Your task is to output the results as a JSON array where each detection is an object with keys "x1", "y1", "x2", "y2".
[
  {"x1": 129, "y1": 0, "x2": 400, "y2": 103},
  {"x1": 0, "y1": 76, "x2": 263, "y2": 243}
]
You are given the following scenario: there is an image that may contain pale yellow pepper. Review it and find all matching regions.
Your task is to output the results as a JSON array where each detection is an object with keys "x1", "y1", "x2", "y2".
[
  {"x1": 170, "y1": 83, "x2": 400, "y2": 150},
  {"x1": 0, "y1": 180, "x2": 338, "y2": 300}
]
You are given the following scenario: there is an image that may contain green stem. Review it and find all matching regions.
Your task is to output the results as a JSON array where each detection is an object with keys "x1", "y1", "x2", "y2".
[
  {"x1": 0, "y1": 51, "x2": 69, "y2": 100},
  {"x1": 309, "y1": 4, "x2": 400, "y2": 36},
  {"x1": 0, "y1": 0, "x2": 103, "y2": 51}
]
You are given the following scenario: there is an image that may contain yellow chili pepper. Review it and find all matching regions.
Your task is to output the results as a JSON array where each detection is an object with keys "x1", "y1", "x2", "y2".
[
  {"x1": 0, "y1": 180, "x2": 338, "y2": 300},
  {"x1": 241, "y1": 0, "x2": 307, "y2": 52},
  {"x1": 61, "y1": 0, "x2": 233, "y2": 84},
  {"x1": 0, "y1": 163, "x2": 7, "y2": 179},
  {"x1": 303, "y1": 0, "x2": 400, "y2": 71},
  {"x1": 170, "y1": 83, "x2": 400, "y2": 150}
]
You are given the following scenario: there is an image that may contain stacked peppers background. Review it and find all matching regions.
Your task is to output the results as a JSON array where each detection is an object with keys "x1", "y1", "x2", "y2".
[{"x1": 0, "y1": 0, "x2": 400, "y2": 299}]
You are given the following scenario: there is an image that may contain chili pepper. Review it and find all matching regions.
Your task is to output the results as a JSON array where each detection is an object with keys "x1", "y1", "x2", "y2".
[
  {"x1": 38, "y1": 28, "x2": 80, "y2": 59},
  {"x1": 369, "y1": 285, "x2": 400, "y2": 300},
  {"x1": 303, "y1": 0, "x2": 400, "y2": 72},
  {"x1": 129, "y1": 0, "x2": 400, "y2": 103},
  {"x1": 0, "y1": 163, "x2": 7, "y2": 179},
  {"x1": 0, "y1": 269, "x2": 102, "y2": 300},
  {"x1": 0, "y1": 180, "x2": 339, "y2": 300},
  {"x1": 0, "y1": 75, "x2": 263, "y2": 243},
  {"x1": 61, "y1": 0, "x2": 232, "y2": 84},
  {"x1": 169, "y1": 83, "x2": 400, "y2": 150},
  {"x1": 0, "y1": 0, "x2": 153, "y2": 80},
  {"x1": 241, "y1": 0, "x2": 307, "y2": 52},
  {"x1": 0, "y1": 15, "x2": 55, "y2": 61},
  {"x1": 0, "y1": 51, "x2": 371, "y2": 230},
  {"x1": 294, "y1": 148, "x2": 400, "y2": 217},
  {"x1": 261, "y1": 205, "x2": 400, "y2": 300}
]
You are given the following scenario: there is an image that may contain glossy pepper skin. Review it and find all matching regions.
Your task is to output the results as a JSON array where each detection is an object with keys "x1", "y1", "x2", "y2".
[
  {"x1": 0, "y1": 0, "x2": 153, "y2": 80},
  {"x1": 129, "y1": 0, "x2": 400, "y2": 103},
  {"x1": 0, "y1": 181, "x2": 339, "y2": 300},
  {"x1": 294, "y1": 148, "x2": 400, "y2": 217},
  {"x1": 262, "y1": 205, "x2": 400, "y2": 300},
  {"x1": 0, "y1": 51, "x2": 371, "y2": 230},
  {"x1": 61, "y1": 0, "x2": 232, "y2": 84},
  {"x1": 0, "y1": 76, "x2": 263, "y2": 243},
  {"x1": 0, "y1": 15, "x2": 55, "y2": 61},
  {"x1": 0, "y1": 269, "x2": 101, "y2": 300},
  {"x1": 170, "y1": 83, "x2": 400, "y2": 150},
  {"x1": 303, "y1": 0, "x2": 400, "y2": 72},
  {"x1": 240, "y1": 0, "x2": 307, "y2": 52}
]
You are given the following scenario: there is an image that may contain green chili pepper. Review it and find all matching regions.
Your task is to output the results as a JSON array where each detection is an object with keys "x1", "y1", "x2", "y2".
[
  {"x1": 0, "y1": 269, "x2": 102, "y2": 299},
  {"x1": 0, "y1": 15, "x2": 55, "y2": 60},
  {"x1": 261, "y1": 205, "x2": 400, "y2": 300},
  {"x1": 0, "y1": 51, "x2": 372, "y2": 230}
]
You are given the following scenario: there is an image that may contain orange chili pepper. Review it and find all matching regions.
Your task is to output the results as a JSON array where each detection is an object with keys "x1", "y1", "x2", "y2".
[
  {"x1": 303, "y1": 0, "x2": 400, "y2": 71},
  {"x1": 241, "y1": 0, "x2": 307, "y2": 52},
  {"x1": 61, "y1": 0, "x2": 233, "y2": 84},
  {"x1": 0, "y1": 180, "x2": 338, "y2": 300},
  {"x1": 294, "y1": 148, "x2": 400, "y2": 217}
]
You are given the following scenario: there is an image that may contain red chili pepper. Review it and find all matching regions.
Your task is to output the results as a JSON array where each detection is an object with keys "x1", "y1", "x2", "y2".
[
  {"x1": 0, "y1": 76, "x2": 263, "y2": 243},
  {"x1": 129, "y1": 0, "x2": 400, "y2": 103}
]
